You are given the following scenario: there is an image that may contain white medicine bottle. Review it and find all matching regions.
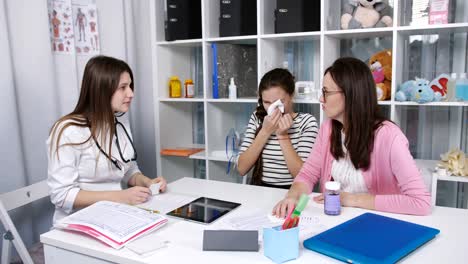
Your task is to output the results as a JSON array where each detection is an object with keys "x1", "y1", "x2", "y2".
[{"x1": 229, "y1": 77, "x2": 237, "y2": 99}]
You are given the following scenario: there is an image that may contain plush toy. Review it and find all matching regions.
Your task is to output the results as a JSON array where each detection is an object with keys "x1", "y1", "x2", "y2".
[
  {"x1": 341, "y1": 0, "x2": 393, "y2": 30},
  {"x1": 396, "y1": 78, "x2": 442, "y2": 103},
  {"x1": 369, "y1": 49, "x2": 392, "y2": 101},
  {"x1": 429, "y1": 74, "x2": 449, "y2": 100}
]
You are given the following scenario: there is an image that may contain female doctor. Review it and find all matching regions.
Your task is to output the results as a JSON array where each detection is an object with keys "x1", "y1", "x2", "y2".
[{"x1": 47, "y1": 56, "x2": 166, "y2": 223}]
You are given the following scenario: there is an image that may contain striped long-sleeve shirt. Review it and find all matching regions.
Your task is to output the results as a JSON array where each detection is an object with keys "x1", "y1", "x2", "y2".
[{"x1": 239, "y1": 112, "x2": 318, "y2": 186}]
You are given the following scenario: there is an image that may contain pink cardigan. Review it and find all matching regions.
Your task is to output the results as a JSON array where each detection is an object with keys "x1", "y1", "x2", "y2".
[{"x1": 295, "y1": 119, "x2": 431, "y2": 215}]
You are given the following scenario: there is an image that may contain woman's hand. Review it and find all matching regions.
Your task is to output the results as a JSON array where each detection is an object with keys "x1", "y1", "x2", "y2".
[
  {"x1": 261, "y1": 109, "x2": 281, "y2": 136},
  {"x1": 119, "y1": 186, "x2": 151, "y2": 205},
  {"x1": 276, "y1": 113, "x2": 293, "y2": 137},
  {"x1": 272, "y1": 196, "x2": 298, "y2": 218},
  {"x1": 145, "y1": 176, "x2": 167, "y2": 193}
]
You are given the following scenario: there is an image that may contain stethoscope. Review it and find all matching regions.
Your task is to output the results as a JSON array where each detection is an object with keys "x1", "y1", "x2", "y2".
[{"x1": 93, "y1": 115, "x2": 137, "y2": 170}]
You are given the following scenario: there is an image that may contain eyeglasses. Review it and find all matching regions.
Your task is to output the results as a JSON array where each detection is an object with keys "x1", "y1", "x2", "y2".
[
  {"x1": 94, "y1": 117, "x2": 137, "y2": 170},
  {"x1": 321, "y1": 88, "x2": 343, "y2": 102}
]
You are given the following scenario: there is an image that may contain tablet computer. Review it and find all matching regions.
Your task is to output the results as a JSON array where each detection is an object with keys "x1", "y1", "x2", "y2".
[{"x1": 166, "y1": 197, "x2": 241, "y2": 224}]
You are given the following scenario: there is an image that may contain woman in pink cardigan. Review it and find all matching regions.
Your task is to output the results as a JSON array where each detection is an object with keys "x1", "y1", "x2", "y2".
[{"x1": 273, "y1": 57, "x2": 431, "y2": 216}]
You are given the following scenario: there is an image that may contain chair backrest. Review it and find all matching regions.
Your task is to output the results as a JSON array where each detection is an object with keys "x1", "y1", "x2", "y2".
[{"x1": 0, "y1": 180, "x2": 49, "y2": 264}]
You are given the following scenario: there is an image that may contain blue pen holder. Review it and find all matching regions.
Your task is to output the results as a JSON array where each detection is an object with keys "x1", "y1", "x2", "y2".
[{"x1": 263, "y1": 225, "x2": 299, "y2": 263}]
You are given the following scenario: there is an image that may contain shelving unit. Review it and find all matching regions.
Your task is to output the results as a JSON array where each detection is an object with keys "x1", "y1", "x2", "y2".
[{"x1": 149, "y1": 0, "x2": 468, "y2": 198}]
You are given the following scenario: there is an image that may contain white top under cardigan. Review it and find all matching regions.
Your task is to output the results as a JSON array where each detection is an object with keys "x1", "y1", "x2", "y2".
[
  {"x1": 46, "y1": 114, "x2": 140, "y2": 224},
  {"x1": 330, "y1": 133, "x2": 368, "y2": 193}
]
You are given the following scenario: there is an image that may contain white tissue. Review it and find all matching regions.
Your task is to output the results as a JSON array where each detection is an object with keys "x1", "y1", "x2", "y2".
[
  {"x1": 267, "y1": 99, "x2": 284, "y2": 115},
  {"x1": 149, "y1": 183, "x2": 161, "y2": 195}
]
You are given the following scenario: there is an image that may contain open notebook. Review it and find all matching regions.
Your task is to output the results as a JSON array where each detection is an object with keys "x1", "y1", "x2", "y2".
[
  {"x1": 303, "y1": 212, "x2": 440, "y2": 264},
  {"x1": 55, "y1": 201, "x2": 168, "y2": 249}
]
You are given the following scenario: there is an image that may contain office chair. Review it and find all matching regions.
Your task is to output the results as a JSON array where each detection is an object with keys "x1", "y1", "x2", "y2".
[{"x1": 0, "y1": 180, "x2": 49, "y2": 264}]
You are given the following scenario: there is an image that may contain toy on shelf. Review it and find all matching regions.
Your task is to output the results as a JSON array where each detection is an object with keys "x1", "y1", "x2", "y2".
[
  {"x1": 429, "y1": 74, "x2": 449, "y2": 101},
  {"x1": 396, "y1": 77, "x2": 442, "y2": 104},
  {"x1": 341, "y1": 0, "x2": 393, "y2": 30},
  {"x1": 369, "y1": 49, "x2": 392, "y2": 101},
  {"x1": 438, "y1": 149, "x2": 468, "y2": 177}
]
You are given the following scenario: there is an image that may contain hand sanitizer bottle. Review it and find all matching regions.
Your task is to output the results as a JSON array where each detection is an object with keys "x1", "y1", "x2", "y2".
[
  {"x1": 455, "y1": 73, "x2": 468, "y2": 101},
  {"x1": 229, "y1": 77, "x2": 237, "y2": 99}
]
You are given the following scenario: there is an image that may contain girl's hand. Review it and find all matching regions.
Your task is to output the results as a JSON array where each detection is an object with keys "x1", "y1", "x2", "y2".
[
  {"x1": 276, "y1": 113, "x2": 293, "y2": 137},
  {"x1": 272, "y1": 196, "x2": 298, "y2": 218},
  {"x1": 261, "y1": 109, "x2": 281, "y2": 135}
]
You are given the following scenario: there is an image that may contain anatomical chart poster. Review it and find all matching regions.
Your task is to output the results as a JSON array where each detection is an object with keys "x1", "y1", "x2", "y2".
[
  {"x1": 72, "y1": 2, "x2": 100, "y2": 55},
  {"x1": 48, "y1": 0, "x2": 74, "y2": 54}
]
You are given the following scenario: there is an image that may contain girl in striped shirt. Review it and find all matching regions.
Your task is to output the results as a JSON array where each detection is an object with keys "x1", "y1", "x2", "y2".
[{"x1": 237, "y1": 68, "x2": 318, "y2": 188}]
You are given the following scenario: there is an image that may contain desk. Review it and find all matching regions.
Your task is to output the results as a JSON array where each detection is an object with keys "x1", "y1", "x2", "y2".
[{"x1": 41, "y1": 177, "x2": 468, "y2": 263}]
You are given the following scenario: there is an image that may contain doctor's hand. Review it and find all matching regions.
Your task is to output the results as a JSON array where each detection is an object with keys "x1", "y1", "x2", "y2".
[
  {"x1": 272, "y1": 196, "x2": 298, "y2": 219},
  {"x1": 276, "y1": 113, "x2": 293, "y2": 137},
  {"x1": 261, "y1": 109, "x2": 281, "y2": 136},
  {"x1": 119, "y1": 186, "x2": 151, "y2": 205},
  {"x1": 145, "y1": 176, "x2": 167, "y2": 193}
]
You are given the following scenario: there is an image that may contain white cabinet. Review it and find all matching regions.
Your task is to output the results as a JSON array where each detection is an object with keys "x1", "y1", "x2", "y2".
[{"x1": 149, "y1": 0, "x2": 468, "y2": 200}]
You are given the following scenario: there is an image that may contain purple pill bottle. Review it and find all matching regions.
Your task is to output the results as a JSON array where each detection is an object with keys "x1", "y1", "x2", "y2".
[{"x1": 324, "y1": 181, "x2": 341, "y2": 216}]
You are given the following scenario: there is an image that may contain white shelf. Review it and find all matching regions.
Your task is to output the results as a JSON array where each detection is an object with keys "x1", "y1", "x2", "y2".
[
  {"x1": 437, "y1": 174, "x2": 468, "y2": 183},
  {"x1": 260, "y1": 32, "x2": 321, "y2": 41},
  {"x1": 151, "y1": 1, "x2": 468, "y2": 187},
  {"x1": 159, "y1": 98, "x2": 205, "y2": 102},
  {"x1": 397, "y1": 23, "x2": 468, "y2": 36},
  {"x1": 206, "y1": 35, "x2": 258, "y2": 44},
  {"x1": 156, "y1": 39, "x2": 203, "y2": 46},
  {"x1": 324, "y1": 28, "x2": 394, "y2": 39},
  {"x1": 206, "y1": 98, "x2": 258, "y2": 103},
  {"x1": 393, "y1": 101, "x2": 468, "y2": 107},
  {"x1": 189, "y1": 151, "x2": 206, "y2": 160}
]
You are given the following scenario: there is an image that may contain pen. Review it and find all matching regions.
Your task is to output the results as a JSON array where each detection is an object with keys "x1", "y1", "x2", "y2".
[{"x1": 135, "y1": 206, "x2": 160, "y2": 214}]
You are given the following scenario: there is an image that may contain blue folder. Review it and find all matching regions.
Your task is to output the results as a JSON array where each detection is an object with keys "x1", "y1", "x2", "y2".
[{"x1": 303, "y1": 213, "x2": 440, "y2": 264}]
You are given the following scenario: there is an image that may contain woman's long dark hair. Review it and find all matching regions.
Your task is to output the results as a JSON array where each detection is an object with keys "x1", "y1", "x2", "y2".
[
  {"x1": 251, "y1": 68, "x2": 295, "y2": 185},
  {"x1": 324, "y1": 57, "x2": 387, "y2": 170},
  {"x1": 50, "y1": 56, "x2": 134, "y2": 159}
]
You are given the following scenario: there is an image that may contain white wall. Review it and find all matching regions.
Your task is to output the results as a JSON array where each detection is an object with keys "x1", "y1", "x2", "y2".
[{"x1": 0, "y1": 0, "x2": 156, "y2": 252}]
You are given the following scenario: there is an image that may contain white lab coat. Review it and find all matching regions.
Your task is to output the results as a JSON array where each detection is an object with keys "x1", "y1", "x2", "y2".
[{"x1": 46, "y1": 114, "x2": 140, "y2": 224}]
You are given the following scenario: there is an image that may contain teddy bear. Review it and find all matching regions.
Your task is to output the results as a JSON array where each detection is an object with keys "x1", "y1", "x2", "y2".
[
  {"x1": 341, "y1": 0, "x2": 393, "y2": 30},
  {"x1": 396, "y1": 78, "x2": 442, "y2": 103},
  {"x1": 369, "y1": 49, "x2": 392, "y2": 101}
]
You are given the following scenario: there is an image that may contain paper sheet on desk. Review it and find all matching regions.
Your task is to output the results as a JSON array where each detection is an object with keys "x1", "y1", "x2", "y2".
[
  {"x1": 138, "y1": 192, "x2": 198, "y2": 214},
  {"x1": 216, "y1": 213, "x2": 327, "y2": 242}
]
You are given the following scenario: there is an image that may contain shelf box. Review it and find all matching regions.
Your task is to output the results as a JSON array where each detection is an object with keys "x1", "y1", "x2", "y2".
[
  {"x1": 395, "y1": 30, "x2": 468, "y2": 99},
  {"x1": 161, "y1": 156, "x2": 206, "y2": 183},
  {"x1": 260, "y1": 38, "x2": 320, "y2": 85},
  {"x1": 159, "y1": 102, "x2": 205, "y2": 152},
  {"x1": 206, "y1": 102, "x2": 256, "y2": 155},
  {"x1": 208, "y1": 160, "x2": 244, "y2": 184},
  {"x1": 156, "y1": 44, "x2": 204, "y2": 99},
  {"x1": 206, "y1": 41, "x2": 258, "y2": 99},
  {"x1": 395, "y1": 105, "x2": 467, "y2": 160},
  {"x1": 324, "y1": 0, "x2": 395, "y2": 31},
  {"x1": 399, "y1": 0, "x2": 468, "y2": 27}
]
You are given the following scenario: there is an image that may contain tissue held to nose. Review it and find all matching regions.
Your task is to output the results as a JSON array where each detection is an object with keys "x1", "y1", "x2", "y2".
[{"x1": 267, "y1": 99, "x2": 285, "y2": 115}]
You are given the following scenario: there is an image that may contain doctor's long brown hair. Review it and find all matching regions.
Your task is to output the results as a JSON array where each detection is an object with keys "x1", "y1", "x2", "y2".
[
  {"x1": 251, "y1": 68, "x2": 295, "y2": 185},
  {"x1": 324, "y1": 57, "x2": 388, "y2": 170},
  {"x1": 49, "y1": 56, "x2": 134, "y2": 159}
]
